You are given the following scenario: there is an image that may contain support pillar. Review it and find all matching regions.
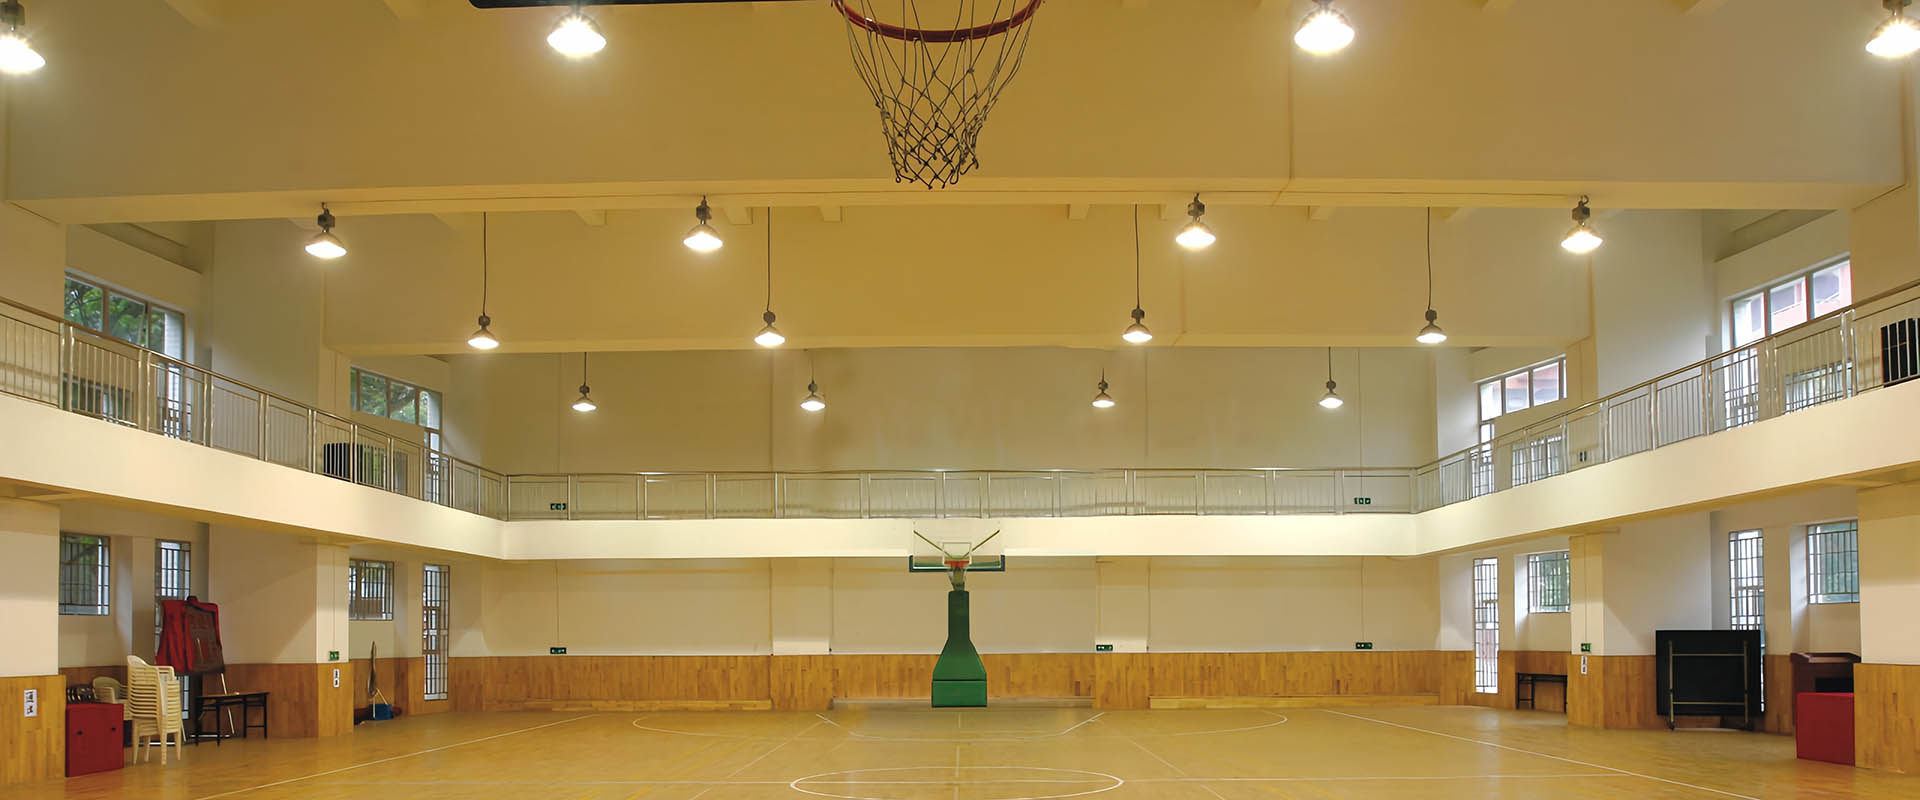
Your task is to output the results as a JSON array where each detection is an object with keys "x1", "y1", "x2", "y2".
[
  {"x1": 1855, "y1": 482, "x2": 1920, "y2": 772},
  {"x1": 0, "y1": 499, "x2": 63, "y2": 785},
  {"x1": 208, "y1": 526, "x2": 352, "y2": 737}
]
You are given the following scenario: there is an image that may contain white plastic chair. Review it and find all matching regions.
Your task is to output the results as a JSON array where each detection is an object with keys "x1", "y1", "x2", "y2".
[{"x1": 125, "y1": 656, "x2": 184, "y2": 764}]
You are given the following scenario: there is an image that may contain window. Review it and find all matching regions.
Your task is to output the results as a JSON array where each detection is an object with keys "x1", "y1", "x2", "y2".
[
  {"x1": 348, "y1": 559, "x2": 395, "y2": 621},
  {"x1": 1472, "y1": 557, "x2": 1499, "y2": 694},
  {"x1": 1477, "y1": 357, "x2": 1567, "y2": 422},
  {"x1": 1807, "y1": 521, "x2": 1859, "y2": 604},
  {"x1": 154, "y1": 540, "x2": 190, "y2": 636},
  {"x1": 1729, "y1": 530, "x2": 1764, "y2": 633},
  {"x1": 422, "y1": 564, "x2": 450, "y2": 701},
  {"x1": 63, "y1": 274, "x2": 186, "y2": 359},
  {"x1": 350, "y1": 368, "x2": 442, "y2": 429},
  {"x1": 59, "y1": 534, "x2": 111, "y2": 615},
  {"x1": 1730, "y1": 260, "x2": 1851, "y2": 348},
  {"x1": 1525, "y1": 551, "x2": 1571, "y2": 613}
]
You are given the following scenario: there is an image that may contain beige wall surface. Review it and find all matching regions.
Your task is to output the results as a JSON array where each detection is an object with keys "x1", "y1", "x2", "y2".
[{"x1": 0, "y1": 501, "x2": 59, "y2": 677}]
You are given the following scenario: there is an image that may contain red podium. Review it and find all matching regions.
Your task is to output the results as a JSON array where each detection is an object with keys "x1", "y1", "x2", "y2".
[
  {"x1": 66, "y1": 702, "x2": 125, "y2": 777},
  {"x1": 1794, "y1": 692, "x2": 1855, "y2": 765}
]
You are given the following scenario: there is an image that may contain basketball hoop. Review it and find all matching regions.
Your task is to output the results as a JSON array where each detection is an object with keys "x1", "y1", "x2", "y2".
[{"x1": 832, "y1": 0, "x2": 1045, "y2": 188}]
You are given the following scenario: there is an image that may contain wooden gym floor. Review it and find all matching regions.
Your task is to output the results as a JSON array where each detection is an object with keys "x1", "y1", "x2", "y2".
[{"x1": 31, "y1": 705, "x2": 1920, "y2": 799}]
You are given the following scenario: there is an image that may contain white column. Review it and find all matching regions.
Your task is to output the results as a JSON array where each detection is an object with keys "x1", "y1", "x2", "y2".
[
  {"x1": 1095, "y1": 557, "x2": 1149, "y2": 652},
  {"x1": 770, "y1": 558, "x2": 833, "y2": 655},
  {"x1": 1859, "y1": 483, "x2": 1920, "y2": 665},
  {"x1": 0, "y1": 499, "x2": 59, "y2": 678}
]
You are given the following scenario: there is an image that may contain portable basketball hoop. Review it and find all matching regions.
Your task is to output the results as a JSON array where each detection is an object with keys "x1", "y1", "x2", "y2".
[{"x1": 832, "y1": 0, "x2": 1045, "y2": 188}]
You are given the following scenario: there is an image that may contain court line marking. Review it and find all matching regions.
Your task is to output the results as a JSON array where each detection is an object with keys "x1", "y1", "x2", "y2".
[
  {"x1": 788, "y1": 765, "x2": 1125, "y2": 800},
  {"x1": 306, "y1": 774, "x2": 1625, "y2": 788},
  {"x1": 810, "y1": 711, "x2": 1107, "y2": 742},
  {"x1": 724, "y1": 719, "x2": 823, "y2": 778},
  {"x1": 1320, "y1": 710, "x2": 1763, "y2": 800},
  {"x1": 1168, "y1": 713, "x2": 1288, "y2": 736},
  {"x1": 191, "y1": 714, "x2": 597, "y2": 800}
]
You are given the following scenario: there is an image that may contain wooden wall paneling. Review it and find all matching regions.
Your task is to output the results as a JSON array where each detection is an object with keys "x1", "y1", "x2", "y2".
[
  {"x1": 57, "y1": 666, "x2": 127, "y2": 691},
  {"x1": 981, "y1": 653, "x2": 1094, "y2": 698},
  {"x1": 770, "y1": 655, "x2": 835, "y2": 711},
  {"x1": 1762, "y1": 654, "x2": 1793, "y2": 735},
  {"x1": 1855, "y1": 662, "x2": 1920, "y2": 773},
  {"x1": 1093, "y1": 653, "x2": 1150, "y2": 709},
  {"x1": 0, "y1": 675, "x2": 64, "y2": 786},
  {"x1": 222, "y1": 663, "x2": 320, "y2": 738},
  {"x1": 1567, "y1": 655, "x2": 1662, "y2": 730},
  {"x1": 1435, "y1": 651, "x2": 1474, "y2": 705},
  {"x1": 316, "y1": 662, "x2": 355, "y2": 737},
  {"x1": 449, "y1": 657, "x2": 486, "y2": 712},
  {"x1": 1567, "y1": 653, "x2": 1604, "y2": 726},
  {"x1": 834, "y1": 654, "x2": 938, "y2": 699},
  {"x1": 363, "y1": 658, "x2": 405, "y2": 712}
]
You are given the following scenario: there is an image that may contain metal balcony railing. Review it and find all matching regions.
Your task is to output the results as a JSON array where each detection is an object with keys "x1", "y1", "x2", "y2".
[
  {"x1": 1413, "y1": 277, "x2": 1920, "y2": 512},
  {"x1": 0, "y1": 296, "x2": 508, "y2": 519},
  {"x1": 504, "y1": 467, "x2": 1415, "y2": 520}
]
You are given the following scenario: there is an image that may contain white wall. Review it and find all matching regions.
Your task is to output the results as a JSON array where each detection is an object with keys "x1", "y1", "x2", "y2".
[
  {"x1": 53, "y1": 503, "x2": 209, "y2": 669},
  {"x1": 1596, "y1": 513, "x2": 1714, "y2": 656},
  {"x1": 207, "y1": 527, "x2": 346, "y2": 664},
  {"x1": 1146, "y1": 556, "x2": 1436, "y2": 652},
  {"x1": 0, "y1": 500, "x2": 59, "y2": 677},
  {"x1": 1592, "y1": 211, "x2": 1712, "y2": 395}
]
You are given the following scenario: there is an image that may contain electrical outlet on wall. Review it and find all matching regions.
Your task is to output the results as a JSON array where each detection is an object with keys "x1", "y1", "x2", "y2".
[{"x1": 332, "y1": 668, "x2": 341, "y2": 688}]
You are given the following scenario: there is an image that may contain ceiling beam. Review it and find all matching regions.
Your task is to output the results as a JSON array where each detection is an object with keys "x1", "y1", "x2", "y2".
[
  {"x1": 819, "y1": 205, "x2": 843, "y2": 223},
  {"x1": 162, "y1": 0, "x2": 230, "y2": 27},
  {"x1": 1678, "y1": 0, "x2": 1727, "y2": 15},
  {"x1": 719, "y1": 205, "x2": 755, "y2": 226},
  {"x1": 574, "y1": 209, "x2": 608, "y2": 226},
  {"x1": 1482, "y1": 0, "x2": 1517, "y2": 12},
  {"x1": 1307, "y1": 206, "x2": 1336, "y2": 222},
  {"x1": 379, "y1": 0, "x2": 431, "y2": 20},
  {"x1": 431, "y1": 212, "x2": 476, "y2": 229},
  {"x1": 1067, "y1": 203, "x2": 1090, "y2": 221},
  {"x1": 1432, "y1": 207, "x2": 1474, "y2": 224}
]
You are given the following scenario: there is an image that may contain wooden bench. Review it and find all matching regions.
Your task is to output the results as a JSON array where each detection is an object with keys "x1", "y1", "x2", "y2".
[{"x1": 189, "y1": 691, "x2": 269, "y2": 744}]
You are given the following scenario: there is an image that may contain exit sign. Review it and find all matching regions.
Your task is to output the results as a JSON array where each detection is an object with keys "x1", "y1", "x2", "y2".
[
  {"x1": 1580, "y1": 643, "x2": 1592, "y2": 653},
  {"x1": 550, "y1": 502, "x2": 568, "y2": 511},
  {"x1": 328, "y1": 651, "x2": 340, "y2": 662},
  {"x1": 1351, "y1": 497, "x2": 1372, "y2": 505},
  {"x1": 1354, "y1": 642, "x2": 1374, "y2": 650},
  {"x1": 550, "y1": 646, "x2": 568, "y2": 655},
  {"x1": 1095, "y1": 644, "x2": 1114, "y2": 652}
]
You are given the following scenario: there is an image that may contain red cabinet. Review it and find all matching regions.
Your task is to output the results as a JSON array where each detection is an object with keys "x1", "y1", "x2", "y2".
[
  {"x1": 66, "y1": 702, "x2": 124, "y2": 777},
  {"x1": 1795, "y1": 692, "x2": 1855, "y2": 766}
]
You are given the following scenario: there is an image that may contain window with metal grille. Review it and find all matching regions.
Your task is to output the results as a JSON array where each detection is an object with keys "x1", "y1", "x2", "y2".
[
  {"x1": 1472, "y1": 557, "x2": 1499, "y2": 694},
  {"x1": 1807, "y1": 521, "x2": 1859, "y2": 604},
  {"x1": 60, "y1": 534, "x2": 111, "y2": 615},
  {"x1": 1729, "y1": 530, "x2": 1765, "y2": 632},
  {"x1": 1525, "y1": 551, "x2": 1571, "y2": 613},
  {"x1": 1730, "y1": 260, "x2": 1851, "y2": 348},
  {"x1": 348, "y1": 559, "x2": 395, "y2": 621},
  {"x1": 154, "y1": 540, "x2": 190, "y2": 636},
  {"x1": 422, "y1": 564, "x2": 451, "y2": 701}
]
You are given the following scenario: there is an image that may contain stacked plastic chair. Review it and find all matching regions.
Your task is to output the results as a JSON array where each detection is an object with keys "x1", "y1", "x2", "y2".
[{"x1": 125, "y1": 656, "x2": 184, "y2": 764}]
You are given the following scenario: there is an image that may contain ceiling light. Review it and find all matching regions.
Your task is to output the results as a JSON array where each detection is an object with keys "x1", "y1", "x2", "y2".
[
  {"x1": 1122, "y1": 206, "x2": 1153, "y2": 344},
  {"x1": 571, "y1": 353, "x2": 597, "y2": 412},
  {"x1": 0, "y1": 2, "x2": 44, "y2": 74},
  {"x1": 548, "y1": 6, "x2": 606, "y2": 57},
  {"x1": 684, "y1": 196, "x2": 722, "y2": 252},
  {"x1": 304, "y1": 204, "x2": 346, "y2": 259},
  {"x1": 1319, "y1": 348, "x2": 1344, "y2": 409},
  {"x1": 468, "y1": 213, "x2": 500, "y2": 350},
  {"x1": 1561, "y1": 196, "x2": 1603, "y2": 254},
  {"x1": 1416, "y1": 208, "x2": 1448, "y2": 345},
  {"x1": 1870, "y1": 0, "x2": 1920, "y2": 57},
  {"x1": 1175, "y1": 194, "x2": 1216, "y2": 249},
  {"x1": 1294, "y1": 0, "x2": 1354, "y2": 55},
  {"x1": 801, "y1": 381, "x2": 826, "y2": 412},
  {"x1": 1091, "y1": 373, "x2": 1115, "y2": 409}
]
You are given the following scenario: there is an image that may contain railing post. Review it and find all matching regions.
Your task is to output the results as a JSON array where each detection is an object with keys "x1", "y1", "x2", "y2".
[
  {"x1": 306, "y1": 408, "x2": 317, "y2": 473},
  {"x1": 568, "y1": 474, "x2": 579, "y2": 521},
  {"x1": 257, "y1": 391, "x2": 270, "y2": 461},
  {"x1": 707, "y1": 473, "x2": 718, "y2": 520}
]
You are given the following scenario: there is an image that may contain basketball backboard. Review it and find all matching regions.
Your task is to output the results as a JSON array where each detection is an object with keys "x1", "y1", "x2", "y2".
[{"x1": 908, "y1": 523, "x2": 1005, "y2": 573}]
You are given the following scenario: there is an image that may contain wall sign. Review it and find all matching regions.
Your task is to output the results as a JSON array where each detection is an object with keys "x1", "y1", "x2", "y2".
[
  {"x1": 551, "y1": 646, "x2": 568, "y2": 655},
  {"x1": 23, "y1": 689, "x2": 38, "y2": 718}
]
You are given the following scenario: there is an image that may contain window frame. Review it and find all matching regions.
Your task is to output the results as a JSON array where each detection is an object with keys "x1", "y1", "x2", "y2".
[
  {"x1": 1728, "y1": 257, "x2": 1852, "y2": 348},
  {"x1": 1728, "y1": 530, "x2": 1764, "y2": 633},
  {"x1": 349, "y1": 367, "x2": 443, "y2": 430},
  {"x1": 1524, "y1": 550, "x2": 1571, "y2": 614},
  {"x1": 63, "y1": 273, "x2": 187, "y2": 359},
  {"x1": 1476, "y1": 356, "x2": 1568, "y2": 422},
  {"x1": 1806, "y1": 521, "x2": 1859, "y2": 605},
  {"x1": 1472, "y1": 557, "x2": 1500, "y2": 694},
  {"x1": 59, "y1": 533, "x2": 112, "y2": 616},
  {"x1": 422, "y1": 564, "x2": 451, "y2": 702},
  {"x1": 347, "y1": 558, "x2": 397, "y2": 621}
]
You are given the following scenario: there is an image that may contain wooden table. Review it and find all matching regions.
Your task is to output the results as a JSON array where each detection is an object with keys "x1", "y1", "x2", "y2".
[
  {"x1": 189, "y1": 691, "x2": 269, "y2": 744},
  {"x1": 1516, "y1": 672, "x2": 1567, "y2": 710}
]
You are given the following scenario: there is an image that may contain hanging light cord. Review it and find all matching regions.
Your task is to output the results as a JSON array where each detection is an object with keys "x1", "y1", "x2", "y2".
[
  {"x1": 480, "y1": 212, "x2": 490, "y2": 315},
  {"x1": 582, "y1": 352, "x2": 589, "y2": 386},
  {"x1": 1132, "y1": 205, "x2": 1143, "y2": 308},
  {"x1": 1326, "y1": 347, "x2": 1334, "y2": 381},
  {"x1": 765, "y1": 207, "x2": 774, "y2": 312},
  {"x1": 1424, "y1": 208, "x2": 1433, "y2": 311}
]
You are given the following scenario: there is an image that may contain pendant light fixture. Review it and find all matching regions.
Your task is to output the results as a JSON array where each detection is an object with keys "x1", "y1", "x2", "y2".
[
  {"x1": 1121, "y1": 206, "x2": 1154, "y2": 344},
  {"x1": 0, "y1": 1, "x2": 44, "y2": 74},
  {"x1": 1175, "y1": 194, "x2": 1216, "y2": 250},
  {"x1": 571, "y1": 352, "x2": 597, "y2": 412},
  {"x1": 684, "y1": 196, "x2": 723, "y2": 252},
  {"x1": 1294, "y1": 0, "x2": 1354, "y2": 55},
  {"x1": 799, "y1": 351, "x2": 826, "y2": 412},
  {"x1": 1415, "y1": 208, "x2": 1448, "y2": 345},
  {"x1": 467, "y1": 213, "x2": 501, "y2": 351},
  {"x1": 1091, "y1": 371, "x2": 1116, "y2": 409},
  {"x1": 548, "y1": 2, "x2": 607, "y2": 57},
  {"x1": 754, "y1": 208, "x2": 786, "y2": 348},
  {"x1": 1560, "y1": 196, "x2": 1604, "y2": 254},
  {"x1": 304, "y1": 204, "x2": 347, "y2": 260},
  {"x1": 1870, "y1": 0, "x2": 1920, "y2": 57},
  {"x1": 1318, "y1": 348, "x2": 1344, "y2": 409}
]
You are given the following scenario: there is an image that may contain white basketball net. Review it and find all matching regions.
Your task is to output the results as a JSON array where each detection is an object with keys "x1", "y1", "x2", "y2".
[{"x1": 833, "y1": 0, "x2": 1044, "y2": 189}]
